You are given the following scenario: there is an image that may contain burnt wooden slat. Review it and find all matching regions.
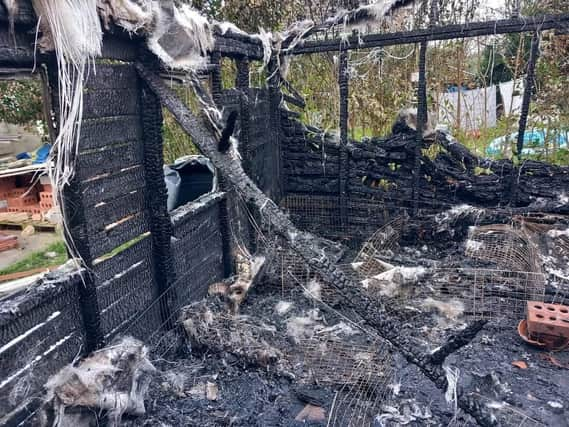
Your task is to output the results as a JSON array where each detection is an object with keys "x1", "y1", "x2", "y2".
[
  {"x1": 83, "y1": 189, "x2": 147, "y2": 234},
  {"x1": 76, "y1": 140, "x2": 145, "y2": 181},
  {"x1": 80, "y1": 166, "x2": 146, "y2": 206},
  {"x1": 0, "y1": 27, "x2": 35, "y2": 66},
  {"x1": 97, "y1": 260, "x2": 153, "y2": 311},
  {"x1": 85, "y1": 63, "x2": 138, "y2": 90},
  {"x1": 88, "y1": 211, "x2": 151, "y2": 260},
  {"x1": 99, "y1": 277, "x2": 155, "y2": 337},
  {"x1": 82, "y1": 87, "x2": 139, "y2": 119},
  {"x1": 79, "y1": 116, "x2": 142, "y2": 151},
  {"x1": 93, "y1": 234, "x2": 152, "y2": 284}
]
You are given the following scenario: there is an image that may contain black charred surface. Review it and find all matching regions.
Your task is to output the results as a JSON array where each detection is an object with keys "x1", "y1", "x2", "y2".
[
  {"x1": 136, "y1": 64, "x2": 504, "y2": 425},
  {"x1": 430, "y1": 320, "x2": 488, "y2": 365}
]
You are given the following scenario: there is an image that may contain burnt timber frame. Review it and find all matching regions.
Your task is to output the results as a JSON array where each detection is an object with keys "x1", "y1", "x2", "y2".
[
  {"x1": 285, "y1": 13, "x2": 568, "y2": 210},
  {"x1": 289, "y1": 14, "x2": 569, "y2": 54}
]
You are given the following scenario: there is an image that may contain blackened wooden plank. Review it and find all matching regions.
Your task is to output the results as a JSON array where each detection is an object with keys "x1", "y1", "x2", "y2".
[
  {"x1": 88, "y1": 211, "x2": 151, "y2": 260},
  {"x1": 83, "y1": 189, "x2": 147, "y2": 234},
  {"x1": 79, "y1": 116, "x2": 142, "y2": 151},
  {"x1": 85, "y1": 63, "x2": 138, "y2": 90},
  {"x1": 92, "y1": 234, "x2": 152, "y2": 284},
  {"x1": 76, "y1": 140, "x2": 145, "y2": 181},
  {"x1": 80, "y1": 166, "x2": 146, "y2": 206}
]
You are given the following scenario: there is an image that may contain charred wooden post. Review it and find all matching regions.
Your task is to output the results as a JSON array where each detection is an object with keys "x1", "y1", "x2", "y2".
[
  {"x1": 45, "y1": 61, "x2": 103, "y2": 352},
  {"x1": 136, "y1": 64, "x2": 497, "y2": 426},
  {"x1": 413, "y1": 41, "x2": 428, "y2": 215},
  {"x1": 237, "y1": 58, "x2": 251, "y2": 176},
  {"x1": 268, "y1": 54, "x2": 284, "y2": 202},
  {"x1": 511, "y1": 32, "x2": 540, "y2": 204},
  {"x1": 339, "y1": 50, "x2": 349, "y2": 228},
  {"x1": 138, "y1": 53, "x2": 176, "y2": 328},
  {"x1": 210, "y1": 50, "x2": 223, "y2": 106},
  {"x1": 140, "y1": 84, "x2": 177, "y2": 328},
  {"x1": 235, "y1": 57, "x2": 249, "y2": 89}
]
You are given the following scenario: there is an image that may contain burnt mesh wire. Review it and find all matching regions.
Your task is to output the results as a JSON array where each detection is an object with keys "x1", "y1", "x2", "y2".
[
  {"x1": 465, "y1": 224, "x2": 542, "y2": 274},
  {"x1": 299, "y1": 336, "x2": 393, "y2": 427},
  {"x1": 429, "y1": 268, "x2": 546, "y2": 322},
  {"x1": 280, "y1": 194, "x2": 410, "y2": 248},
  {"x1": 352, "y1": 215, "x2": 407, "y2": 277}
]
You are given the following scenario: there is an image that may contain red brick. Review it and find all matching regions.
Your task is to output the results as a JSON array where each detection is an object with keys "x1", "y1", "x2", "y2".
[{"x1": 527, "y1": 301, "x2": 569, "y2": 338}]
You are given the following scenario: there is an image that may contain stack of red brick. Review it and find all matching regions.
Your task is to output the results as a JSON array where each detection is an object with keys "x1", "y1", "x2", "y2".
[
  {"x1": 0, "y1": 176, "x2": 54, "y2": 220},
  {"x1": 0, "y1": 231, "x2": 18, "y2": 252}
]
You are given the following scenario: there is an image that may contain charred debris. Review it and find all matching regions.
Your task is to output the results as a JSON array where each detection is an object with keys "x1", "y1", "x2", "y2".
[{"x1": 1, "y1": 1, "x2": 569, "y2": 427}]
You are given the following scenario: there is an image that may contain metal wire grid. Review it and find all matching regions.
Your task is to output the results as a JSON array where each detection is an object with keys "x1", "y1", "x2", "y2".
[
  {"x1": 299, "y1": 337, "x2": 393, "y2": 427},
  {"x1": 465, "y1": 224, "x2": 542, "y2": 274},
  {"x1": 279, "y1": 194, "x2": 437, "y2": 248},
  {"x1": 429, "y1": 268, "x2": 546, "y2": 322},
  {"x1": 352, "y1": 216, "x2": 407, "y2": 277}
]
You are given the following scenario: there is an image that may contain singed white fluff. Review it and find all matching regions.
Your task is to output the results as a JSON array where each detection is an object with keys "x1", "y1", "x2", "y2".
[
  {"x1": 148, "y1": 3, "x2": 213, "y2": 71},
  {"x1": 97, "y1": 0, "x2": 154, "y2": 32},
  {"x1": 303, "y1": 279, "x2": 322, "y2": 301},
  {"x1": 548, "y1": 228, "x2": 569, "y2": 238},
  {"x1": 286, "y1": 309, "x2": 322, "y2": 341},
  {"x1": 465, "y1": 239, "x2": 484, "y2": 252},
  {"x1": 319, "y1": 321, "x2": 359, "y2": 337},
  {"x1": 275, "y1": 301, "x2": 293, "y2": 315},
  {"x1": 363, "y1": 266, "x2": 426, "y2": 293},
  {"x1": 422, "y1": 297, "x2": 465, "y2": 321},
  {"x1": 443, "y1": 364, "x2": 459, "y2": 413}
]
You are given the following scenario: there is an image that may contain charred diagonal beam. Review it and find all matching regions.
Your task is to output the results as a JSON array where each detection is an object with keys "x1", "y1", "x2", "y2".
[
  {"x1": 136, "y1": 63, "x2": 498, "y2": 426},
  {"x1": 290, "y1": 14, "x2": 569, "y2": 54},
  {"x1": 430, "y1": 320, "x2": 488, "y2": 365}
]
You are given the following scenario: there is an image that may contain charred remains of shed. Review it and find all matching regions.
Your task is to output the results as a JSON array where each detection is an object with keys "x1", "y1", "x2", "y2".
[{"x1": 0, "y1": 1, "x2": 568, "y2": 426}]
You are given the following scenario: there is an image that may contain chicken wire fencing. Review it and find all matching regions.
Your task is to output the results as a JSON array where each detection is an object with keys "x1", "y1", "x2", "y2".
[
  {"x1": 299, "y1": 336, "x2": 394, "y2": 427},
  {"x1": 271, "y1": 195, "x2": 569, "y2": 326}
]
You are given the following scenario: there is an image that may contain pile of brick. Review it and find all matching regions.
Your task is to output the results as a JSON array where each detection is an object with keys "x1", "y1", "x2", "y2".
[
  {"x1": 0, "y1": 231, "x2": 18, "y2": 252},
  {"x1": 0, "y1": 175, "x2": 54, "y2": 221}
]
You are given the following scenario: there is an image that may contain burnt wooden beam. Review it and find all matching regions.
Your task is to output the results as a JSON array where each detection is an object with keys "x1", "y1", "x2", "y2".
[
  {"x1": 290, "y1": 14, "x2": 569, "y2": 54},
  {"x1": 430, "y1": 320, "x2": 488, "y2": 365},
  {"x1": 136, "y1": 62, "x2": 499, "y2": 426},
  {"x1": 515, "y1": 32, "x2": 540, "y2": 159},
  {"x1": 338, "y1": 50, "x2": 349, "y2": 228},
  {"x1": 511, "y1": 32, "x2": 540, "y2": 204},
  {"x1": 412, "y1": 41, "x2": 428, "y2": 215}
]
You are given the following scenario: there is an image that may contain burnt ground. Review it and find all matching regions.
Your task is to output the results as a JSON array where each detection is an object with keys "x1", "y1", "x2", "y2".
[
  {"x1": 127, "y1": 213, "x2": 569, "y2": 427},
  {"x1": 129, "y1": 272, "x2": 569, "y2": 426}
]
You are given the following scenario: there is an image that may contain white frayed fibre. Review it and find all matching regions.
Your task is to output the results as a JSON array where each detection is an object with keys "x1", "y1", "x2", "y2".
[
  {"x1": 303, "y1": 279, "x2": 322, "y2": 301},
  {"x1": 148, "y1": 3, "x2": 213, "y2": 71},
  {"x1": 275, "y1": 301, "x2": 294, "y2": 315},
  {"x1": 32, "y1": 0, "x2": 102, "y2": 265},
  {"x1": 443, "y1": 364, "x2": 460, "y2": 414}
]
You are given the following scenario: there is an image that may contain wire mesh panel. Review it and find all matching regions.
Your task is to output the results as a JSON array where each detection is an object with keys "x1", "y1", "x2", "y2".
[
  {"x1": 300, "y1": 337, "x2": 393, "y2": 427},
  {"x1": 465, "y1": 224, "x2": 542, "y2": 273},
  {"x1": 280, "y1": 194, "x2": 345, "y2": 237},
  {"x1": 430, "y1": 268, "x2": 546, "y2": 322},
  {"x1": 352, "y1": 215, "x2": 407, "y2": 277}
]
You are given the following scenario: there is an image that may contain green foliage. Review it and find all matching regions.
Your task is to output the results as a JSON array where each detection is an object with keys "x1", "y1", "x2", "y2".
[
  {"x1": 0, "y1": 80, "x2": 44, "y2": 126},
  {"x1": 162, "y1": 83, "x2": 200, "y2": 164},
  {"x1": 0, "y1": 240, "x2": 68, "y2": 275}
]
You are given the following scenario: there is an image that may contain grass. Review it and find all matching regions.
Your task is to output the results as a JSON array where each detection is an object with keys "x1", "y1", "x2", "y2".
[{"x1": 0, "y1": 240, "x2": 68, "y2": 276}]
